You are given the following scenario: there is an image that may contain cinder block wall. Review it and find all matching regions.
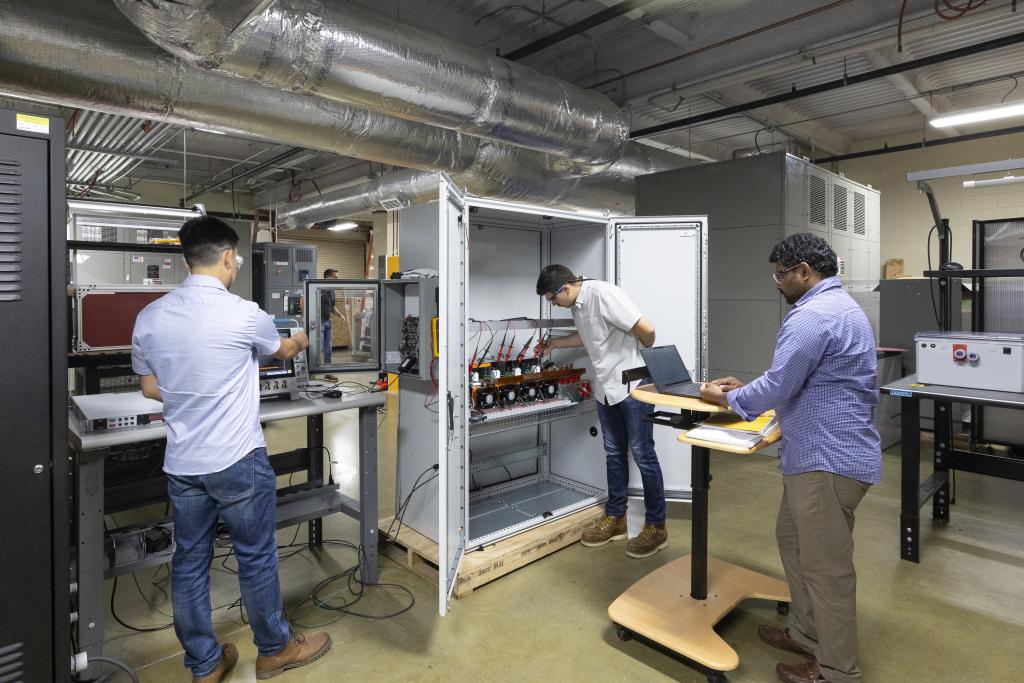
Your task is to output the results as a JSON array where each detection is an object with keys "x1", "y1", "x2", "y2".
[{"x1": 832, "y1": 131, "x2": 1024, "y2": 277}]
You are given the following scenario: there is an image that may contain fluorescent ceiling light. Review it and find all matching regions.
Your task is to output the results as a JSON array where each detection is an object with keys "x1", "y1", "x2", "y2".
[
  {"x1": 67, "y1": 199, "x2": 205, "y2": 220},
  {"x1": 930, "y1": 102, "x2": 1024, "y2": 128},
  {"x1": 327, "y1": 221, "x2": 359, "y2": 231},
  {"x1": 963, "y1": 175, "x2": 1024, "y2": 188}
]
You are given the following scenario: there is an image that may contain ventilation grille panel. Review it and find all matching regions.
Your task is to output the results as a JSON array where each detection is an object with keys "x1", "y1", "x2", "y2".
[
  {"x1": 853, "y1": 193, "x2": 866, "y2": 235},
  {"x1": 294, "y1": 247, "x2": 315, "y2": 264},
  {"x1": 0, "y1": 158, "x2": 23, "y2": 303},
  {"x1": 378, "y1": 196, "x2": 406, "y2": 211},
  {"x1": 832, "y1": 185, "x2": 848, "y2": 232},
  {"x1": 809, "y1": 174, "x2": 827, "y2": 226},
  {"x1": 0, "y1": 641, "x2": 25, "y2": 682},
  {"x1": 270, "y1": 246, "x2": 289, "y2": 262}
]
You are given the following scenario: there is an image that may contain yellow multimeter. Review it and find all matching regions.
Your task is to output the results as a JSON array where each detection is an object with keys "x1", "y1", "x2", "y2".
[{"x1": 431, "y1": 316, "x2": 439, "y2": 358}]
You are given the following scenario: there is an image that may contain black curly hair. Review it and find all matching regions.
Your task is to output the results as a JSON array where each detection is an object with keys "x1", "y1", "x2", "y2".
[{"x1": 769, "y1": 233, "x2": 838, "y2": 278}]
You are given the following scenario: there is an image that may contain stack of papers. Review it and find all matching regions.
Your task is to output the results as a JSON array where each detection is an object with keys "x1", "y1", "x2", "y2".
[{"x1": 686, "y1": 413, "x2": 779, "y2": 449}]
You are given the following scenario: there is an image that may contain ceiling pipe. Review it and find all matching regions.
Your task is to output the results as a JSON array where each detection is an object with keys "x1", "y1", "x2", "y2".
[
  {"x1": 632, "y1": 31, "x2": 1024, "y2": 139},
  {"x1": 114, "y1": 0, "x2": 631, "y2": 168},
  {"x1": 813, "y1": 124, "x2": 1024, "y2": 164},
  {"x1": 185, "y1": 147, "x2": 305, "y2": 201},
  {"x1": 503, "y1": 0, "x2": 659, "y2": 61}
]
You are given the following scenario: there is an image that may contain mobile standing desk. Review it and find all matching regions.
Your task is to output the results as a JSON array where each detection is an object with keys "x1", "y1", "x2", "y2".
[{"x1": 608, "y1": 384, "x2": 789, "y2": 682}]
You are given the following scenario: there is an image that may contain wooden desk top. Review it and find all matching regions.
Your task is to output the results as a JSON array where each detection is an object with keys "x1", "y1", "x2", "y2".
[
  {"x1": 630, "y1": 383, "x2": 730, "y2": 413},
  {"x1": 679, "y1": 426, "x2": 781, "y2": 454}
]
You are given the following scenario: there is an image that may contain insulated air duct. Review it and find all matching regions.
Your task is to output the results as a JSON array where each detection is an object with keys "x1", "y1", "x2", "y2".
[
  {"x1": 1, "y1": 0, "x2": 681, "y2": 213},
  {"x1": 115, "y1": 0, "x2": 630, "y2": 167},
  {"x1": 275, "y1": 168, "x2": 644, "y2": 228}
]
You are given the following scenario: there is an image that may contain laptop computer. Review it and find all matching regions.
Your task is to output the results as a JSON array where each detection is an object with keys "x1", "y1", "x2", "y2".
[{"x1": 639, "y1": 345, "x2": 703, "y2": 398}]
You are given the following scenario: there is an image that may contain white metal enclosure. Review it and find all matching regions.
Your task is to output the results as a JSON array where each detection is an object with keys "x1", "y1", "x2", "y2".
[{"x1": 302, "y1": 175, "x2": 707, "y2": 616}]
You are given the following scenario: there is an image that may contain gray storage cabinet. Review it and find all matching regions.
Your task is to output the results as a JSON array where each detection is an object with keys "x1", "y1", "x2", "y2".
[{"x1": 637, "y1": 152, "x2": 880, "y2": 385}]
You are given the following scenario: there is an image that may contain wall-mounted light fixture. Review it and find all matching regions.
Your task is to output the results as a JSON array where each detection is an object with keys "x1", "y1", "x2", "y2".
[
  {"x1": 962, "y1": 175, "x2": 1024, "y2": 189},
  {"x1": 931, "y1": 101, "x2": 1024, "y2": 128}
]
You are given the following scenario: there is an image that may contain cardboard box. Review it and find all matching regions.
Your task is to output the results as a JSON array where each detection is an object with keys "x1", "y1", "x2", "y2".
[{"x1": 883, "y1": 257, "x2": 904, "y2": 279}]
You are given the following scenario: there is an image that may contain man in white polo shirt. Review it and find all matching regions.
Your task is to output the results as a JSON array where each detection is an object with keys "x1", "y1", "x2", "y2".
[
  {"x1": 535, "y1": 264, "x2": 668, "y2": 558},
  {"x1": 132, "y1": 215, "x2": 329, "y2": 681}
]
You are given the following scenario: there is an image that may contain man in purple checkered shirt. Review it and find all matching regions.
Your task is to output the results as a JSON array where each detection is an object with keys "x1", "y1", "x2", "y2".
[{"x1": 700, "y1": 233, "x2": 881, "y2": 683}]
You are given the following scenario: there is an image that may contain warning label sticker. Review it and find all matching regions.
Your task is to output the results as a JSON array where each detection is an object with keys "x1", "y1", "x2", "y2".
[{"x1": 16, "y1": 113, "x2": 49, "y2": 134}]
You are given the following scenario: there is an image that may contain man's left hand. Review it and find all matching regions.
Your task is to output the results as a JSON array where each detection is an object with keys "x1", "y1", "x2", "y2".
[{"x1": 700, "y1": 381, "x2": 729, "y2": 407}]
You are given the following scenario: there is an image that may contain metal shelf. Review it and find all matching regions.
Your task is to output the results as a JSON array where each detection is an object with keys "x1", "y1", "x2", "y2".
[
  {"x1": 924, "y1": 268, "x2": 1024, "y2": 278},
  {"x1": 470, "y1": 445, "x2": 546, "y2": 475},
  {"x1": 68, "y1": 240, "x2": 182, "y2": 254},
  {"x1": 469, "y1": 317, "x2": 575, "y2": 330},
  {"x1": 469, "y1": 399, "x2": 594, "y2": 437}
]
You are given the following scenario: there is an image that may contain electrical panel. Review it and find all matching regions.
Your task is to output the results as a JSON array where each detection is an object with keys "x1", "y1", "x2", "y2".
[
  {"x1": 916, "y1": 332, "x2": 1024, "y2": 392},
  {"x1": 70, "y1": 214, "x2": 188, "y2": 285},
  {"x1": 253, "y1": 242, "x2": 316, "y2": 322},
  {"x1": 381, "y1": 278, "x2": 439, "y2": 380}
]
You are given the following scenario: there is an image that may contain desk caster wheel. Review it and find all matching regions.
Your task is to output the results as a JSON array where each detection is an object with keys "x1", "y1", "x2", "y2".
[
  {"x1": 706, "y1": 672, "x2": 727, "y2": 683},
  {"x1": 777, "y1": 601, "x2": 789, "y2": 615},
  {"x1": 615, "y1": 625, "x2": 633, "y2": 642}
]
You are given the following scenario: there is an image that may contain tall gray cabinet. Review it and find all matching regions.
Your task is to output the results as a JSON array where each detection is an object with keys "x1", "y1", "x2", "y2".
[{"x1": 637, "y1": 152, "x2": 880, "y2": 384}]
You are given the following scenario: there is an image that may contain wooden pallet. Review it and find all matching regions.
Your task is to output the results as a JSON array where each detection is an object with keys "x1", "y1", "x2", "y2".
[{"x1": 380, "y1": 504, "x2": 604, "y2": 598}]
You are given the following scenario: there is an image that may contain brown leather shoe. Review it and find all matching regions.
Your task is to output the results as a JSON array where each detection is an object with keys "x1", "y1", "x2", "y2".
[
  {"x1": 626, "y1": 523, "x2": 668, "y2": 558},
  {"x1": 255, "y1": 632, "x2": 332, "y2": 680},
  {"x1": 194, "y1": 643, "x2": 238, "y2": 683},
  {"x1": 776, "y1": 659, "x2": 827, "y2": 683},
  {"x1": 580, "y1": 514, "x2": 627, "y2": 547},
  {"x1": 758, "y1": 625, "x2": 815, "y2": 657}
]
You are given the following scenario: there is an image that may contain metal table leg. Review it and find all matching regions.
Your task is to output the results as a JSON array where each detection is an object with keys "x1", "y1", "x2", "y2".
[
  {"x1": 690, "y1": 445, "x2": 710, "y2": 600},
  {"x1": 76, "y1": 448, "x2": 106, "y2": 658},
  {"x1": 900, "y1": 397, "x2": 921, "y2": 563},
  {"x1": 358, "y1": 404, "x2": 379, "y2": 584},
  {"x1": 932, "y1": 400, "x2": 952, "y2": 521},
  {"x1": 306, "y1": 414, "x2": 323, "y2": 548}
]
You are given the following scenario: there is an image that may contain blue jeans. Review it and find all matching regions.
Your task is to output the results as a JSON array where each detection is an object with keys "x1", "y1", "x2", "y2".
[
  {"x1": 322, "y1": 319, "x2": 333, "y2": 363},
  {"x1": 596, "y1": 392, "x2": 666, "y2": 525},
  {"x1": 166, "y1": 448, "x2": 290, "y2": 677}
]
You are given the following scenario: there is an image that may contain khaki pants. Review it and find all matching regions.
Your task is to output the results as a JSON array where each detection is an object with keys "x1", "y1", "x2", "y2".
[{"x1": 777, "y1": 471, "x2": 870, "y2": 683}]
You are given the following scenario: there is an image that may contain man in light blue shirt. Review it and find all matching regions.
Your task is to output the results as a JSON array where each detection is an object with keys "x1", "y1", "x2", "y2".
[
  {"x1": 132, "y1": 216, "x2": 329, "y2": 682},
  {"x1": 701, "y1": 233, "x2": 880, "y2": 683}
]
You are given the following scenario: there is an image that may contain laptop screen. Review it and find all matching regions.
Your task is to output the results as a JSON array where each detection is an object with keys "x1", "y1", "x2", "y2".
[{"x1": 640, "y1": 345, "x2": 692, "y2": 388}]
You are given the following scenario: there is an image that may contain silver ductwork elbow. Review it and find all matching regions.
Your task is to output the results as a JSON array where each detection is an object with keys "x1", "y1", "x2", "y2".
[
  {"x1": 115, "y1": 0, "x2": 631, "y2": 167},
  {"x1": 277, "y1": 170, "x2": 441, "y2": 228}
]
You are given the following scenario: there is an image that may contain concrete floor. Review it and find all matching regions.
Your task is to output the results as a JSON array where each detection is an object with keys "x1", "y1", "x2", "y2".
[{"x1": 99, "y1": 388, "x2": 1023, "y2": 682}]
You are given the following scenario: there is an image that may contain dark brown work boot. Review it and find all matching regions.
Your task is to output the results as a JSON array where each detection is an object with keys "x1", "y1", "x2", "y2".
[
  {"x1": 194, "y1": 643, "x2": 238, "y2": 683},
  {"x1": 580, "y1": 514, "x2": 627, "y2": 547},
  {"x1": 255, "y1": 632, "x2": 332, "y2": 680},
  {"x1": 758, "y1": 625, "x2": 815, "y2": 657},
  {"x1": 626, "y1": 523, "x2": 668, "y2": 558},
  {"x1": 776, "y1": 659, "x2": 827, "y2": 683}
]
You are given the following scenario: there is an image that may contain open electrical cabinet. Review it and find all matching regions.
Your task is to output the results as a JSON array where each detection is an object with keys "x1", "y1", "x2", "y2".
[{"x1": 304, "y1": 175, "x2": 707, "y2": 615}]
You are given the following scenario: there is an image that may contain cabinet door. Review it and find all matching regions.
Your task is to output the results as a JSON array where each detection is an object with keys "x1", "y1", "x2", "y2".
[
  {"x1": 304, "y1": 278, "x2": 381, "y2": 374},
  {"x1": 0, "y1": 132, "x2": 58, "y2": 681},
  {"x1": 437, "y1": 175, "x2": 468, "y2": 616},
  {"x1": 610, "y1": 216, "x2": 708, "y2": 500}
]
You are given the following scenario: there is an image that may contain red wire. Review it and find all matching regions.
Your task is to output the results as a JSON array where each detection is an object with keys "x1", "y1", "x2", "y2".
[
  {"x1": 287, "y1": 177, "x2": 322, "y2": 203},
  {"x1": 897, "y1": 0, "x2": 910, "y2": 53},
  {"x1": 900, "y1": 0, "x2": 988, "y2": 52},
  {"x1": 934, "y1": 0, "x2": 987, "y2": 20}
]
